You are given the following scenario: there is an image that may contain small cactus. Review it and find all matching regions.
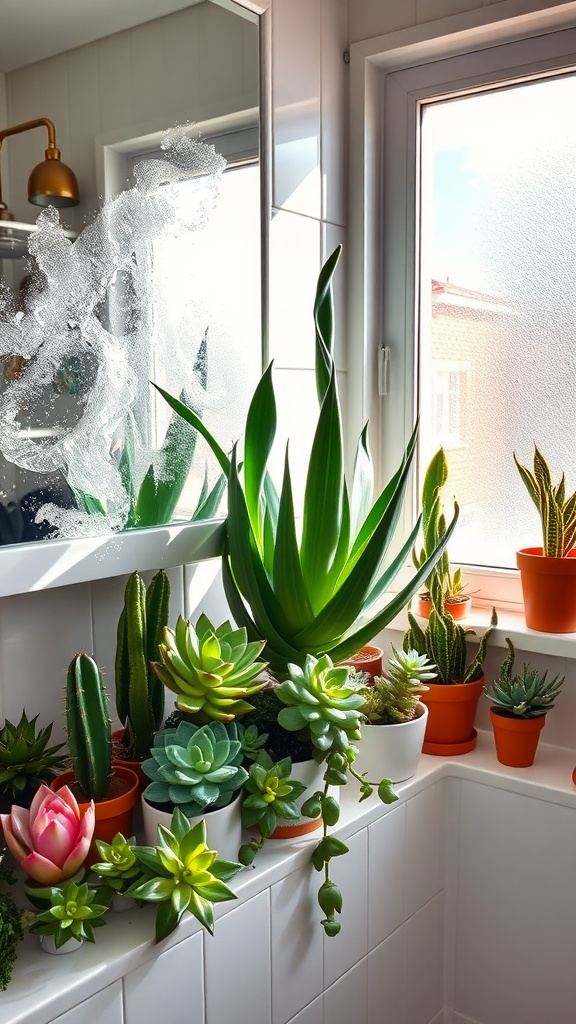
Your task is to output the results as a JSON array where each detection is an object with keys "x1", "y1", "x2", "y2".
[{"x1": 66, "y1": 654, "x2": 112, "y2": 801}]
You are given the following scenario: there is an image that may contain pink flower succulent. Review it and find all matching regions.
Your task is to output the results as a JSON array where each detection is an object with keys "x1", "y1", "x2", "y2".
[{"x1": 0, "y1": 784, "x2": 95, "y2": 884}]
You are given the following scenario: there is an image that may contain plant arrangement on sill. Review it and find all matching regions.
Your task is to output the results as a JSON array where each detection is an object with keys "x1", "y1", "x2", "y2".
[
  {"x1": 404, "y1": 579, "x2": 498, "y2": 754},
  {"x1": 154, "y1": 245, "x2": 459, "y2": 677},
  {"x1": 114, "y1": 569, "x2": 171, "y2": 768},
  {"x1": 412, "y1": 447, "x2": 471, "y2": 620},
  {"x1": 0, "y1": 711, "x2": 67, "y2": 814},
  {"x1": 514, "y1": 444, "x2": 576, "y2": 632},
  {"x1": 484, "y1": 638, "x2": 564, "y2": 767}
]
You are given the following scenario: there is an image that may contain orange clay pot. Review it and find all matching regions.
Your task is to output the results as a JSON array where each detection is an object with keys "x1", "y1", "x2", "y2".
[
  {"x1": 338, "y1": 644, "x2": 383, "y2": 681},
  {"x1": 419, "y1": 674, "x2": 484, "y2": 755},
  {"x1": 51, "y1": 767, "x2": 139, "y2": 862},
  {"x1": 516, "y1": 547, "x2": 576, "y2": 633},
  {"x1": 489, "y1": 708, "x2": 546, "y2": 767},
  {"x1": 412, "y1": 593, "x2": 472, "y2": 621}
]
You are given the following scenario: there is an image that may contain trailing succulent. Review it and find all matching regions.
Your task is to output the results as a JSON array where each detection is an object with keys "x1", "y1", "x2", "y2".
[
  {"x1": 484, "y1": 638, "x2": 564, "y2": 718},
  {"x1": 514, "y1": 444, "x2": 576, "y2": 558},
  {"x1": 154, "y1": 245, "x2": 458, "y2": 677},
  {"x1": 142, "y1": 719, "x2": 248, "y2": 816},
  {"x1": 66, "y1": 653, "x2": 112, "y2": 801},
  {"x1": 151, "y1": 614, "x2": 267, "y2": 721},
  {"x1": 0, "y1": 711, "x2": 67, "y2": 802},
  {"x1": 115, "y1": 569, "x2": 170, "y2": 760},
  {"x1": 404, "y1": 578, "x2": 498, "y2": 685},
  {"x1": 359, "y1": 647, "x2": 436, "y2": 725}
]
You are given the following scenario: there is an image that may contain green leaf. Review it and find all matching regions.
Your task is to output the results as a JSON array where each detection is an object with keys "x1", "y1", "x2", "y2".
[{"x1": 244, "y1": 362, "x2": 277, "y2": 549}]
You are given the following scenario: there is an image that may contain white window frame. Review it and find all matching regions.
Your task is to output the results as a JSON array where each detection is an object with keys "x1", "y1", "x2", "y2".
[{"x1": 348, "y1": 5, "x2": 576, "y2": 612}]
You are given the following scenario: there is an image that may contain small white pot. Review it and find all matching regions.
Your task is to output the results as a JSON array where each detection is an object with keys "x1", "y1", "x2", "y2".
[
  {"x1": 141, "y1": 789, "x2": 242, "y2": 862},
  {"x1": 39, "y1": 934, "x2": 83, "y2": 955},
  {"x1": 355, "y1": 702, "x2": 429, "y2": 784}
]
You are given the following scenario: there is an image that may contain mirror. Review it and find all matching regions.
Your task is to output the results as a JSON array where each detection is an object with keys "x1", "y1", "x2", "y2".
[{"x1": 0, "y1": 1, "x2": 261, "y2": 564}]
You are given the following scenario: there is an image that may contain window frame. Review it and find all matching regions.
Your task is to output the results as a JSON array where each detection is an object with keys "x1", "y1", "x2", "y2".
[{"x1": 348, "y1": 12, "x2": 576, "y2": 612}]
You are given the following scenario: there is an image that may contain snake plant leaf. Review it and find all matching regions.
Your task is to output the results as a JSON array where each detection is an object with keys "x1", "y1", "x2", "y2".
[{"x1": 244, "y1": 362, "x2": 277, "y2": 549}]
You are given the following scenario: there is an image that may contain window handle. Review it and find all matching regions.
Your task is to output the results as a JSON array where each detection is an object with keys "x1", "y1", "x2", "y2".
[{"x1": 378, "y1": 345, "x2": 390, "y2": 396}]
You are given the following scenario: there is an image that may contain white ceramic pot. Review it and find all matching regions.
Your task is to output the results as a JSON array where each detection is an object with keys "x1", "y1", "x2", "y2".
[
  {"x1": 141, "y1": 789, "x2": 243, "y2": 862},
  {"x1": 354, "y1": 702, "x2": 429, "y2": 784},
  {"x1": 269, "y1": 757, "x2": 326, "y2": 840},
  {"x1": 39, "y1": 934, "x2": 84, "y2": 955}
]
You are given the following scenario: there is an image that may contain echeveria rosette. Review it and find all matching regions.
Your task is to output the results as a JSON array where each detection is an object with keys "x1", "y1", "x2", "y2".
[
  {"x1": 142, "y1": 720, "x2": 248, "y2": 817},
  {"x1": 30, "y1": 879, "x2": 108, "y2": 949},
  {"x1": 90, "y1": 833, "x2": 146, "y2": 896},
  {"x1": 275, "y1": 654, "x2": 365, "y2": 753},
  {"x1": 125, "y1": 809, "x2": 241, "y2": 942},
  {"x1": 0, "y1": 784, "x2": 95, "y2": 885},
  {"x1": 239, "y1": 751, "x2": 308, "y2": 866},
  {"x1": 151, "y1": 614, "x2": 268, "y2": 722}
]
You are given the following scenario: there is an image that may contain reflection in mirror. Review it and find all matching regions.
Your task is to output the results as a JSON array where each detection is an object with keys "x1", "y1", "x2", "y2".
[{"x1": 0, "y1": 0, "x2": 261, "y2": 547}]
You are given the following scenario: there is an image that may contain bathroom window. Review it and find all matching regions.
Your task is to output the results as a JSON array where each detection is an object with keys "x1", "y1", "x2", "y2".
[{"x1": 381, "y1": 28, "x2": 576, "y2": 589}]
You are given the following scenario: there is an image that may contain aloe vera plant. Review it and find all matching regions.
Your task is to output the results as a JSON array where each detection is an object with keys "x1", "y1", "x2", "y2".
[
  {"x1": 484, "y1": 638, "x2": 564, "y2": 718},
  {"x1": 0, "y1": 712, "x2": 67, "y2": 802},
  {"x1": 115, "y1": 569, "x2": 170, "y2": 759},
  {"x1": 66, "y1": 654, "x2": 112, "y2": 801},
  {"x1": 514, "y1": 444, "x2": 576, "y2": 557},
  {"x1": 154, "y1": 246, "x2": 458, "y2": 676}
]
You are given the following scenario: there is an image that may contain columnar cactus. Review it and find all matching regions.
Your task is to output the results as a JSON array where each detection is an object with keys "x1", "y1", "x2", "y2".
[{"x1": 66, "y1": 654, "x2": 112, "y2": 801}]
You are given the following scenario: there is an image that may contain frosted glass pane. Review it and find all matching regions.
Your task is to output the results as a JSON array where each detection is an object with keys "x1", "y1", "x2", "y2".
[{"x1": 418, "y1": 74, "x2": 576, "y2": 569}]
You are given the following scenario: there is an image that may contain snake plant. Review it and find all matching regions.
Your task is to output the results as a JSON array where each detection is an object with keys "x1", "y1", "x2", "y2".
[
  {"x1": 66, "y1": 654, "x2": 112, "y2": 801},
  {"x1": 151, "y1": 614, "x2": 267, "y2": 721},
  {"x1": 412, "y1": 447, "x2": 464, "y2": 603},
  {"x1": 153, "y1": 245, "x2": 458, "y2": 676},
  {"x1": 403, "y1": 578, "x2": 498, "y2": 685},
  {"x1": 484, "y1": 638, "x2": 564, "y2": 717},
  {"x1": 514, "y1": 444, "x2": 576, "y2": 557}
]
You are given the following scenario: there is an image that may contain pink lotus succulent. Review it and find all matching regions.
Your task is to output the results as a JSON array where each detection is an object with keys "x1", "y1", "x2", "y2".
[{"x1": 0, "y1": 784, "x2": 95, "y2": 884}]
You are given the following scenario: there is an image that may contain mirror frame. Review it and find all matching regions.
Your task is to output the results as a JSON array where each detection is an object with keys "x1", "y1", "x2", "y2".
[{"x1": 1, "y1": 0, "x2": 272, "y2": 596}]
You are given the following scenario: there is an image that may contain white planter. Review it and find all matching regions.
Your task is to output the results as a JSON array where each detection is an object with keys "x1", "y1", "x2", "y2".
[
  {"x1": 39, "y1": 934, "x2": 83, "y2": 955},
  {"x1": 269, "y1": 757, "x2": 327, "y2": 840},
  {"x1": 141, "y1": 790, "x2": 243, "y2": 862},
  {"x1": 354, "y1": 702, "x2": 429, "y2": 784}
]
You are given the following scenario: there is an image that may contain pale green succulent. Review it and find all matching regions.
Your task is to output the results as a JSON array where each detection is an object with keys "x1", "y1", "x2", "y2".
[
  {"x1": 125, "y1": 809, "x2": 241, "y2": 941},
  {"x1": 484, "y1": 638, "x2": 564, "y2": 718},
  {"x1": 142, "y1": 720, "x2": 248, "y2": 816},
  {"x1": 30, "y1": 880, "x2": 108, "y2": 949},
  {"x1": 90, "y1": 834, "x2": 145, "y2": 896},
  {"x1": 360, "y1": 647, "x2": 436, "y2": 724},
  {"x1": 151, "y1": 613, "x2": 267, "y2": 721},
  {"x1": 275, "y1": 654, "x2": 364, "y2": 753}
]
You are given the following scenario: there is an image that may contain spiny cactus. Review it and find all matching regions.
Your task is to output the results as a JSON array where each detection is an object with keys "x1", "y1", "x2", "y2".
[
  {"x1": 360, "y1": 647, "x2": 436, "y2": 724},
  {"x1": 66, "y1": 654, "x2": 112, "y2": 801},
  {"x1": 514, "y1": 444, "x2": 576, "y2": 558},
  {"x1": 484, "y1": 638, "x2": 564, "y2": 718},
  {"x1": 0, "y1": 712, "x2": 67, "y2": 800},
  {"x1": 151, "y1": 614, "x2": 267, "y2": 722},
  {"x1": 115, "y1": 569, "x2": 170, "y2": 759},
  {"x1": 142, "y1": 720, "x2": 248, "y2": 816},
  {"x1": 275, "y1": 654, "x2": 365, "y2": 753}
]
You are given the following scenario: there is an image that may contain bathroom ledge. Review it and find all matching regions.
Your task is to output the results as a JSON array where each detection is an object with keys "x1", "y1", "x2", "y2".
[{"x1": 2, "y1": 731, "x2": 575, "y2": 1024}]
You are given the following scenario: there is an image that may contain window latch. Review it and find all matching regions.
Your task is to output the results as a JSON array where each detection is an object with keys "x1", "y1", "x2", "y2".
[{"x1": 378, "y1": 345, "x2": 390, "y2": 396}]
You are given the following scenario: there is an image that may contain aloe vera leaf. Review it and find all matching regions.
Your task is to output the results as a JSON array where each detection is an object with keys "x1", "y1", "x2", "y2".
[
  {"x1": 244, "y1": 363, "x2": 277, "y2": 550},
  {"x1": 152, "y1": 384, "x2": 230, "y2": 476},
  {"x1": 272, "y1": 448, "x2": 313, "y2": 635},
  {"x1": 193, "y1": 473, "x2": 227, "y2": 520},
  {"x1": 314, "y1": 245, "x2": 341, "y2": 403}
]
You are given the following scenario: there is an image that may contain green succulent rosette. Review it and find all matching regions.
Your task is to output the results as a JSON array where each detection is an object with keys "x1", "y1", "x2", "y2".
[{"x1": 275, "y1": 654, "x2": 364, "y2": 753}]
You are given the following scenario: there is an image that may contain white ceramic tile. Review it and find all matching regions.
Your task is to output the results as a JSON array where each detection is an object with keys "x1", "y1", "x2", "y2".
[
  {"x1": 324, "y1": 829, "x2": 368, "y2": 988},
  {"x1": 285, "y1": 996, "x2": 323, "y2": 1024},
  {"x1": 367, "y1": 928, "x2": 406, "y2": 1024},
  {"x1": 323, "y1": 958, "x2": 368, "y2": 1024},
  {"x1": 51, "y1": 981, "x2": 123, "y2": 1024},
  {"x1": 272, "y1": 0, "x2": 321, "y2": 217},
  {"x1": 405, "y1": 782, "x2": 445, "y2": 918},
  {"x1": 320, "y1": 0, "x2": 348, "y2": 227},
  {"x1": 368, "y1": 804, "x2": 407, "y2": 949},
  {"x1": 183, "y1": 562, "x2": 228, "y2": 624},
  {"x1": 204, "y1": 890, "x2": 271, "y2": 1024},
  {"x1": 271, "y1": 862, "x2": 324, "y2": 1024},
  {"x1": 322, "y1": 223, "x2": 348, "y2": 373},
  {"x1": 453, "y1": 781, "x2": 576, "y2": 1024},
  {"x1": 123, "y1": 933, "x2": 204, "y2": 1024},
  {"x1": 269, "y1": 210, "x2": 322, "y2": 368},
  {"x1": 404, "y1": 894, "x2": 444, "y2": 1024},
  {"x1": 0, "y1": 584, "x2": 92, "y2": 743}
]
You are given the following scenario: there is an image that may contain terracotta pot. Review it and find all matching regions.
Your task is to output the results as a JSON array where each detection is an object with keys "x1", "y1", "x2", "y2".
[
  {"x1": 338, "y1": 644, "x2": 383, "y2": 681},
  {"x1": 354, "y1": 702, "x2": 428, "y2": 783},
  {"x1": 141, "y1": 789, "x2": 242, "y2": 861},
  {"x1": 51, "y1": 767, "x2": 140, "y2": 862},
  {"x1": 413, "y1": 593, "x2": 472, "y2": 621},
  {"x1": 419, "y1": 674, "x2": 484, "y2": 755},
  {"x1": 269, "y1": 758, "x2": 326, "y2": 839},
  {"x1": 112, "y1": 729, "x2": 149, "y2": 794},
  {"x1": 490, "y1": 708, "x2": 546, "y2": 767},
  {"x1": 516, "y1": 547, "x2": 576, "y2": 633}
]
